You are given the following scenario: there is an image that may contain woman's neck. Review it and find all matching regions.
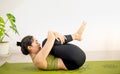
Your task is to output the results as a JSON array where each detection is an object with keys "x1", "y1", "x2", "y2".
[
  {"x1": 29, "y1": 50, "x2": 40, "y2": 61},
  {"x1": 30, "y1": 53, "x2": 36, "y2": 61}
]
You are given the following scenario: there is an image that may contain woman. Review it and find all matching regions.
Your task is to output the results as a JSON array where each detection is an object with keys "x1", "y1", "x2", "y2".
[{"x1": 17, "y1": 21, "x2": 86, "y2": 70}]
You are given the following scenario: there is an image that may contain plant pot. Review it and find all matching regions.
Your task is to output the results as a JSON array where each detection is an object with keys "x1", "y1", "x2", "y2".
[{"x1": 0, "y1": 42, "x2": 10, "y2": 55}]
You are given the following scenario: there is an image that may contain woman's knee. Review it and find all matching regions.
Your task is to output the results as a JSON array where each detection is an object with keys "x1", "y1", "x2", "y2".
[
  {"x1": 70, "y1": 47, "x2": 86, "y2": 67},
  {"x1": 75, "y1": 51, "x2": 86, "y2": 67}
]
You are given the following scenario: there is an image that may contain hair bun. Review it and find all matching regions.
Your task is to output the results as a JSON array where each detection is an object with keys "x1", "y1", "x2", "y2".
[{"x1": 17, "y1": 42, "x2": 21, "y2": 46}]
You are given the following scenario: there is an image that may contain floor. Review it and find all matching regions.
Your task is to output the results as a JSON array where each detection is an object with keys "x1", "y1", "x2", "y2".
[{"x1": 0, "y1": 50, "x2": 120, "y2": 66}]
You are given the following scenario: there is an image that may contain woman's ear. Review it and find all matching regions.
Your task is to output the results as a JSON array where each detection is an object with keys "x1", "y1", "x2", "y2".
[{"x1": 27, "y1": 46, "x2": 32, "y2": 51}]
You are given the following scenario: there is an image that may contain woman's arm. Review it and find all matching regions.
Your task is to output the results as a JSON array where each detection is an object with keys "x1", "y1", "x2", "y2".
[
  {"x1": 42, "y1": 31, "x2": 67, "y2": 47},
  {"x1": 33, "y1": 31, "x2": 56, "y2": 69}
]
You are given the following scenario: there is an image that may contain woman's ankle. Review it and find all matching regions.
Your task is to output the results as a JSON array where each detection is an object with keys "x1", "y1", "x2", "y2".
[{"x1": 71, "y1": 33, "x2": 82, "y2": 41}]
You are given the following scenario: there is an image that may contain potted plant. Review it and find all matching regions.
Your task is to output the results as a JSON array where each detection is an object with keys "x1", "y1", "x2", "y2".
[{"x1": 0, "y1": 13, "x2": 19, "y2": 55}]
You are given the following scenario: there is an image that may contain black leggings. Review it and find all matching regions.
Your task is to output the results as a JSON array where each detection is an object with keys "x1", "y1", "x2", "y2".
[{"x1": 42, "y1": 35, "x2": 86, "y2": 70}]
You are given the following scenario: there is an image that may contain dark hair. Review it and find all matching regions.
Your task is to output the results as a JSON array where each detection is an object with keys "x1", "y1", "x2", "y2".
[{"x1": 17, "y1": 35, "x2": 33, "y2": 55}]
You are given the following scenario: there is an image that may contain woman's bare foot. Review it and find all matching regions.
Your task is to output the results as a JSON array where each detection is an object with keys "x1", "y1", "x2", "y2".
[{"x1": 72, "y1": 21, "x2": 86, "y2": 41}]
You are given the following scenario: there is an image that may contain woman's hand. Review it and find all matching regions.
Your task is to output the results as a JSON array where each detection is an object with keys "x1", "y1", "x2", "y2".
[
  {"x1": 53, "y1": 31, "x2": 66, "y2": 44},
  {"x1": 47, "y1": 31, "x2": 56, "y2": 40}
]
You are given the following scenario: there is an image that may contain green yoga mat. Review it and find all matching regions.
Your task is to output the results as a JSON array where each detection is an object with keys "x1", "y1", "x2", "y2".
[{"x1": 0, "y1": 61, "x2": 120, "y2": 74}]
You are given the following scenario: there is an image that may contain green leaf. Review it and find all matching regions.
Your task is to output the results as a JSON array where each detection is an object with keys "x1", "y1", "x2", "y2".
[
  {"x1": 9, "y1": 19, "x2": 16, "y2": 27},
  {"x1": 0, "y1": 17, "x2": 5, "y2": 26},
  {"x1": 0, "y1": 17, "x2": 5, "y2": 23},
  {"x1": 0, "y1": 23, "x2": 5, "y2": 27},
  {"x1": 0, "y1": 27, "x2": 5, "y2": 32},
  {"x1": 6, "y1": 13, "x2": 16, "y2": 22},
  {"x1": 5, "y1": 33, "x2": 9, "y2": 37},
  {"x1": 0, "y1": 17, "x2": 5, "y2": 42},
  {"x1": 0, "y1": 30, "x2": 5, "y2": 38},
  {"x1": 7, "y1": 13, "x2": 19, "y2": 35},
  {"x1": 10, "y1": 25, "x2": 19, "y2": 34}
]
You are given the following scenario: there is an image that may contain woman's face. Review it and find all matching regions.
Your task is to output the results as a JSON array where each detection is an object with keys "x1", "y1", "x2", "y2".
[{"x1": 29, "y1": 37, "x2": 41, "y2": 54}]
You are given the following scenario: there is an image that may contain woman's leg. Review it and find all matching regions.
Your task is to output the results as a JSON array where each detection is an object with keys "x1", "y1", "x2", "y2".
[
  {"x1": 51, "y1": 44, "x2": 86, "y2": 70},
  {"x1": 42, "y1": 21, "x2": 86, "y2": 70},
  {"x1": 51, "y1": 21, "x2": 86, "y2": 70}
]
